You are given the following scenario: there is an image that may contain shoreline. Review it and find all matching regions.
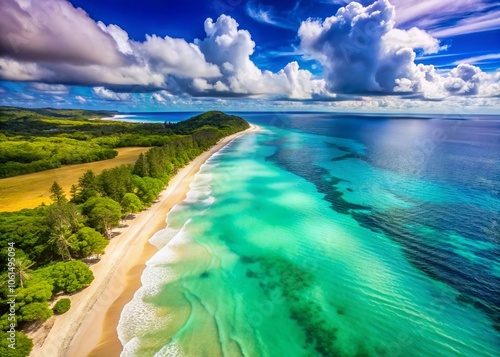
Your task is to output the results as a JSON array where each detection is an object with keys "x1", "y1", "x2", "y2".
[{"x1": 30, "y1": 125, "x2": 257, "y2": 357}]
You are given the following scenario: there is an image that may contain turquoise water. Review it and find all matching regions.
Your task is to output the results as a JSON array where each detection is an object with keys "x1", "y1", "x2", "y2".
[{"x1": 118, "y1": 114, "x2": 500, "y2": 356}]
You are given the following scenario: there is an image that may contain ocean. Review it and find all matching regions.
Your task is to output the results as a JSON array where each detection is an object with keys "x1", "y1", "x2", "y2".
[{"x1": 117, "y1": 113, "x2": 500, "y2": 357}]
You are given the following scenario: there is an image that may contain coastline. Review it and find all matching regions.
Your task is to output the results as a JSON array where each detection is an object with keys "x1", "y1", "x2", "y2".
[{"x1": 30, "y1": 125, "x2": 257, "y2": 357}]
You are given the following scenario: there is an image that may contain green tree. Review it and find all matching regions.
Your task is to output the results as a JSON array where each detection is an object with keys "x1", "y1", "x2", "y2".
[
  {"x1": 48, "y1": 226, "x2": 72, "y2": 261},
  {"x1": 52, "y1": 298, "x2": 71, "y2": 314},
  {"x1": 15, "y1": 280, "x2": 53, "y2": 307},
  {"x1": 72, "y1": 170, "x2": 99, "y2": 204},
  {"x1": 18, "y1": 302, "x2": 53, "y2": 322},
  {"x1": 0, "y1": 207, "x2": 51, "y2": 267},
  {"x1": 69, "y1": 227, "x2": 108, "y2": 258},
  {"x1": 121, "y1": 193, "x2": 142, "y2": 217},
  {"x1": 50, "y1": 181, "x2": 67, "y2": 204},
  {"x1": 82, "y1": 197, "x2": 121, "y2": 238},
  {"x1": 69, "y1": 184, "x2": 78, "y2": 202},
  {"x1": 133, "y1": 153, "x2": 149, "y2": 177},
  {"x1": 132, "y1": 175, "x2": 164, "y2": 206},
  {"x1": 0, "y1": 331, "x2": 33, "y2": 357},
  {"x1": 46, "y1": 200, "x2": 82, "y2": 261},
  {"x1": 14, "y1": 257, "x2": 34, "y2": 289},
  {"x1": 35, "y1": 261, "x2": 94, "y2": 294},
  {"x1": 97, "y1": 165, "x2": 134, "y2": 202}
]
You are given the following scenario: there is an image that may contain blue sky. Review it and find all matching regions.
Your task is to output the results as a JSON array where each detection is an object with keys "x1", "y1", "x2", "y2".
[{"x1": 0, "y1": 0, "x2": 499, "y2": 113}]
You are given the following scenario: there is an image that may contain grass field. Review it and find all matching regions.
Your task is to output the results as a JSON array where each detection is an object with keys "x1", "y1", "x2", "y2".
[{"x1": 0, "y1": 147, "x2": 150, "y2": 212}]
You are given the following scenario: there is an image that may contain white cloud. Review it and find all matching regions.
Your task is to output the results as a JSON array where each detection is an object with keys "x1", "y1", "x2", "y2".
[
  {"x1": 430, "y1": 10, "x2": 500, "y2": 38},
  {"x1": 19, "y1": 93, "x2": 35, "y2": 100},
  {"x1": 29, "y1": 83, "x2": 68, "y2": 94},
  {"x1": 0, "y1": 0, "x2": 125, "y2": 66},
  {"x1": 454, "y1": 53, "x2": 500, "y2": 66},
  {"x1": 444, "y1": 64, "x2": 482, "y2": 95},
  {"x1": 193, "y1": 15, "x2": 325, "y2": 99},
  {"x1": 383, "y1": 27, "x2": 444, "y2": 55},
  {"x1": 75, "y1": 95, "x2": 87, "y2": 103},
  {"x1": 299, "y1": 0, "x2": 438, "y2": 93},
  {"x1": 411, "y1": 63, "x2": 500, "y2": 98},
  {"x1": 298, "y1": 0, "x2": 500, "y2": 100},
  {"x1": 152, "y1": 93, "x2": 166, "y2": 103},
  {"x1": 0, "y1": 58, "x2": 46, "y2": 81},
  {"x1": 92, "y1": 87, "x2": 131, "y2": 101},
  {"x1": 97, "y1": 22, "x2": 134, "y2": 55},
  {"x1": 136, "y1": 34, "x2": 221, "y2": 78},
  {"x1": 245, "y1": 1, "x2": 297, "y2": 30},
  {"x1": 0, "y1": 0, "x2": 498, "y2": 110},
  {"x1": 0, "y1": 0, "x2": 220, "y2": 89}
]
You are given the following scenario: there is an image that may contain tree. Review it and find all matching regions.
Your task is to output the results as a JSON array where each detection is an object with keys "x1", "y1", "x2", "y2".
[
  {"x1": 83, "y1": 197, "x2": 121, "y2": 238},
  {"x1": 46, "y1": 201, "x2": 82, "y2": 261},
  {"x1": 72, "y1": 170, "x2": 99, "y2": 204},
  {"x1": 0, "y1": 331, "x2": 33, "y2": 357},
  {"x1": 69, "y1": 227, "x2": 108, "y2": 258},
  {"x1": 69, "y1": 184, "x2": 78, "y2": 202},
  {"x1": 133, "y1": 153, "x2": 149, "y2": 177},
  {"x1": 50, "y1": 181, "x2": 67, "y2": 204},
  {"x1": 0, "y1": 207, "x2": 51, "y2": 267},
  {"x1": 14, "y1": 257, "x2": 35, "y2": 289},
  {"x1": 97, "y1": 165, "x2": 134, "y2": 202},
  {"x1": 121, "y1": 193, "x2": 142, "y2": 217},
  {"x1": 15, "y1": 279, "x2": 53, "y2": 307},
  {"x1": 35, "y1": 261, "x2": 94, "y2": 293},
  {"x1": 18, "y1": 302, "x2": 53, "y2": 322},
  {"x1": 48, "y1": 226, "x2": 72, "y2": 261},
  {"x1": 47, "y1": 201, "x2": 82, "y2": 235},
  {"x1": 132, "y1": 175, "x2": 164, "y2": 206}
]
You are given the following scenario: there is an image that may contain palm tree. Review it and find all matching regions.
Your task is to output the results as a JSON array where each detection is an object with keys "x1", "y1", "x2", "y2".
[
  {"x1": 15, "y1": 257, "x2": 35, "y2": 288},
  {"x1": 48, "y1": 227, "x2": 73, "y2": 261}
]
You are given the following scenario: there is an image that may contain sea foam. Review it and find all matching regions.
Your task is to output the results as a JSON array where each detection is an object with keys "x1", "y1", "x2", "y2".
[{"x1": 118, "y1": 223, "x2": 193, "y2": 348}]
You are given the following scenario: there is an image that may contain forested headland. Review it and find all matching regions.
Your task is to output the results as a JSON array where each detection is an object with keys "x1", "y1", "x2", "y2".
[
  {"x1": 0, "y1": 107, "x2": 248, "y2": 178},
  {"x1": 0, "y1": 108, "x2": 249, "y2": 356}
]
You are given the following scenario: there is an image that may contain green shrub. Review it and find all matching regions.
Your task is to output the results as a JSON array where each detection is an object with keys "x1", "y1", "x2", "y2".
[{"x1": 52, "y1": 298, "x2": 71, "y2": 314}]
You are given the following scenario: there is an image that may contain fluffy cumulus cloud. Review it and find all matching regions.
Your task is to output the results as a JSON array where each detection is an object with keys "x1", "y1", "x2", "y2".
[
  {"x1": 0, "y1": 0, "x2": 498, "y2": 108},
  {"x1": 0, "y1": 0, "x2": 323, "y2": 99},
  {"x1": 298, "y1": 0, "x2": 443, "y2": 93},
  {"x1": 298, "y1": 0, "x2": 499, "y2": 99},
  {"x1": 193, "y1": 15, "x2": 325, "y2": 98},
  {"x1": 0, "y1": 0, "x2": 219, "y2": 89},
  {"x1": 0, "y1": 0, "x2": 125, "y2": 66}
]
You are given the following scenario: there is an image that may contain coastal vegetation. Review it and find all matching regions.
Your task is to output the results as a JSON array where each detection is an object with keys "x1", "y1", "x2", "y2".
[
  {"x1": 0, "y1": 107, "x2": 249, "y2": 356},
  {"x1": 52, "y1": 298, "x2": 71, "y2": 315},
  {"x1": 0, "y1": 146, "x2": 150, "y2": 212},
  {"x1": 0, "y1": 106, "x2": 248, "y2": 178}
]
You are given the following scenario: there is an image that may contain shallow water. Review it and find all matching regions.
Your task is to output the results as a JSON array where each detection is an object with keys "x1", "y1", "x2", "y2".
[{"x1": 118, "y1": 113, "x2": 500, "y2": 357}]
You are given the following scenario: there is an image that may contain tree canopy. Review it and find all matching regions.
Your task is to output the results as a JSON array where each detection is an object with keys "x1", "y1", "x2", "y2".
[{"x1": 69, "y1": 227, "x2": 108, "y2": 258}]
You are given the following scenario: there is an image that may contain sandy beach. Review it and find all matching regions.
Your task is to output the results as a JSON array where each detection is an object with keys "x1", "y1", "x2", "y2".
[{"x1": 30, "y1": 125, "x2": 257, "y2": 357}]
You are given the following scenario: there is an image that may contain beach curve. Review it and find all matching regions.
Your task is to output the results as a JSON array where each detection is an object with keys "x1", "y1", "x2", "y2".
[{"x1": 29, "y1": 124, "x2": 258, "y2": 357}]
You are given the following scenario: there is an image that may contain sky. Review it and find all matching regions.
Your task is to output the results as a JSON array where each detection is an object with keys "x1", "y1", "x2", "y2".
[{"x1": 0, "y1": 0, "x2": 499, "y2": 114}]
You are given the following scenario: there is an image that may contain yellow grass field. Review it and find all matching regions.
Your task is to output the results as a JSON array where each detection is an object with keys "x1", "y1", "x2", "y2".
[{"x1": 0, "y1": 147, "x2": 150, "y2": 212}]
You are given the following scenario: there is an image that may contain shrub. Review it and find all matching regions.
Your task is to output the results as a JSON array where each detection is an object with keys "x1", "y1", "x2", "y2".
[{"x1": 52, "y1": 298, "x2": 71, "y2": 314}]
